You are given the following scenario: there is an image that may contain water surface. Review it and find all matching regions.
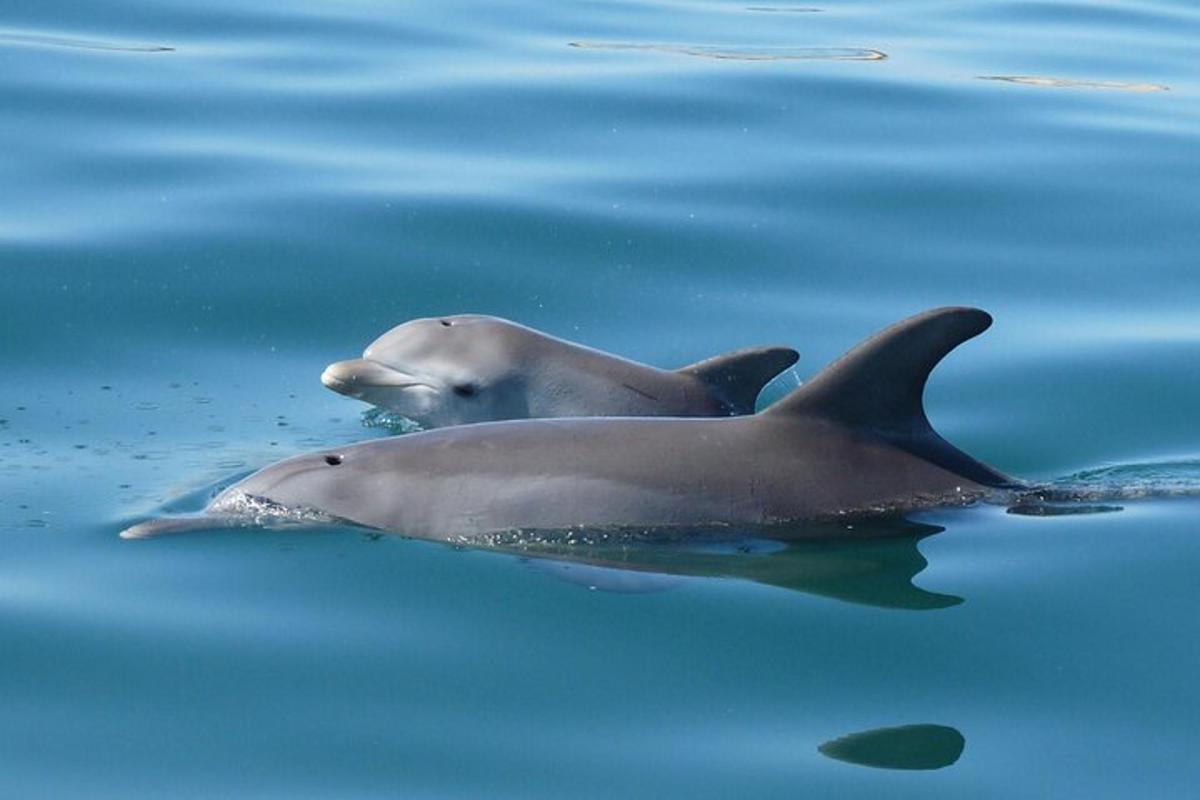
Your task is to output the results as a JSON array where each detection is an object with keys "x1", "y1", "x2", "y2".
[{"x1": 2, "y1": 0, "x2": 1199, "y2": 796}]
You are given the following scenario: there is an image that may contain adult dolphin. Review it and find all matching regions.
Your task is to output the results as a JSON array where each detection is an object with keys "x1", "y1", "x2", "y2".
[
  {"x1": 123, "y1": 308, "x2": 1021, "y2": 541},
  {"x1": 320, "y1": 314, "x2": 799, "y2": 427}
]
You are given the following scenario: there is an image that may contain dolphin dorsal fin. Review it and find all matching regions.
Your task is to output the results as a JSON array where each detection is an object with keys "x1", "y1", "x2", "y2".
[
  {"x1": 765, "y1": 307, "x2": 991, "y2": 436},
  {"x1": 677, "y1": 346, "x2": 800, "y2": 414}
]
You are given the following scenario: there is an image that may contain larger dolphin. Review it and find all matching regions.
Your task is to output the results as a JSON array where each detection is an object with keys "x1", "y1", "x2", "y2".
[
  {"x1": 320, "y1": 314, "x2": 799, "y2": 427},
  {"x1": 123, "y1": 308, "x2": 1021, "y2": 541}
]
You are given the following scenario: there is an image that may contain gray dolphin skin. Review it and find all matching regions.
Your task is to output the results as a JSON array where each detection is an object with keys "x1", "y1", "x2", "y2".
[
  {"x1": 320, "y1": 314, "x2": 799, "y2": 427},
  {"x1": 123, "y1": 307, "x2": 1021, "y2": 541}
]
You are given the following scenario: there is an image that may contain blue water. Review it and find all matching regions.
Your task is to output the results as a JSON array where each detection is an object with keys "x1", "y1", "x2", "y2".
[{"x1": 3, "y1": 0, "x2": 1199, "y2": 795}]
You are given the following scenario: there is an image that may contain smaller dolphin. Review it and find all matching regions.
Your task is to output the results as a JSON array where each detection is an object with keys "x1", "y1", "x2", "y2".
[{"x1": 320, "y1": 315, "x2": 798, "y2": 428}]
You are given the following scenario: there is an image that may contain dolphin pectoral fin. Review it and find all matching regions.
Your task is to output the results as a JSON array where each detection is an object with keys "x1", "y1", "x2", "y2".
[
  {"x1": 765, "y1": 307, "x2": 1016, "y2": 488},
  {"x1": 676, "y1": 346, "x2": 800, "y2": 414},
  {"x1": 119, "y1": 514, "x2": 246, "y2": 539}
]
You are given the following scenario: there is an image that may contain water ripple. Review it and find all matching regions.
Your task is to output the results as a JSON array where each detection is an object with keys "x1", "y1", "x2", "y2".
[
  {"x1": 0, "y1": 30, "x2": 173, "y2": 53},
  {"x1": 568, "y1": 42, "x2": 887, "y2": 61},
  {"x1": 744, "y1": 6, "x2": 824, "y2": 12},
  {"x1": 979, "y1": 75, "x2": 1170, "y2": 92}
]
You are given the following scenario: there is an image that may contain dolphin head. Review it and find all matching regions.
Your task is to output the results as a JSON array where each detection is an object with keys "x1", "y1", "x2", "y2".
[
  {"x1": 321, "y1": 315, "x2": 536, "y2": 427},
  {"x1": 209, "y1": 442, "x2": 397, "y2": 530}
]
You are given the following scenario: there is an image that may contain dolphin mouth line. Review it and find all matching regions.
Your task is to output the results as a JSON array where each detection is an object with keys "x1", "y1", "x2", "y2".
[{"x1": 320, "y1": 359, "x2": 438, "y2": 391}]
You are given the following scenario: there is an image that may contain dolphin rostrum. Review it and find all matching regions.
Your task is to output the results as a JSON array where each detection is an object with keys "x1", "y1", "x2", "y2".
[
  {"x1": 123, "y1": 308, "x2": 1021, "y2": 541},
  {"x1": 320, "y1": 314, "x2": 799, "y2": 427}
]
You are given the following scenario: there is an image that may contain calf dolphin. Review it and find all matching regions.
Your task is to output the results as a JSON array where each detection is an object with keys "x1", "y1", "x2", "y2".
[
  {"x1": 123, "y1": 307, "x2": 1020, "y2": 542},
  {"x1": 320, "y1": 314, "x2": 798, "y2": 427}
]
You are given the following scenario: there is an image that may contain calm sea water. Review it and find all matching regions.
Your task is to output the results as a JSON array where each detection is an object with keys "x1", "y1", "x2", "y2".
[{"x1": 3, "y1": 0, "x2": 1199, "y2": 796}]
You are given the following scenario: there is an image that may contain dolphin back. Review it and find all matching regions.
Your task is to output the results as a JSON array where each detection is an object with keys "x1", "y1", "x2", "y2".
[{"x1": 765, "y1": 307, "x2": 1017, "y2": 488}]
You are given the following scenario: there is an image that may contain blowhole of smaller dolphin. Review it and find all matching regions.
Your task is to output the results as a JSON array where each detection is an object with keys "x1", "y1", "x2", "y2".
[
  {"x1": 452, "y1": 383, "x2": 477, "y2": 397},
  {"x1": 324, "y1": 454, "x2": 343, "y2": 466}
]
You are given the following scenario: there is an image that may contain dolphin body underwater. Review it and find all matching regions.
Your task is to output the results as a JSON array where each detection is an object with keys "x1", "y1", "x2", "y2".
[
  {"x1": 320, "y1": 314, "x2": 799, "y2": 427},
  {"x1": 122, "y1": 307, "x2": 1022, "y2": 541}
]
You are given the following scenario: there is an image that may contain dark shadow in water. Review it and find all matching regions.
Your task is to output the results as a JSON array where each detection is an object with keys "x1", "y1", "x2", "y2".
[
  {"x1": 569, "y1": 42, "x2": 886, "y2": 61},
  {"x1": 1006, "y1": 502, "x2": 1123, "y2": 517},
  {"x1": 0, "y1": 31, "x2": 174, "y2": 53},
  {"x1": 819, "y1": 724, "x2": 965, "y2": 770},
  {"x1": 497, "y1": 517, "x2": 961, "y2": 610}
]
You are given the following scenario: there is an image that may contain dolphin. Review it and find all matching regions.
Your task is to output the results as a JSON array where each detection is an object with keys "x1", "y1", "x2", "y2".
[
  {"x1": 122, "y1": 307, "x2": 1021, "y2": 542},
  {"x1": 319, "y1": 314, "x2": 799, "y2": 427}
]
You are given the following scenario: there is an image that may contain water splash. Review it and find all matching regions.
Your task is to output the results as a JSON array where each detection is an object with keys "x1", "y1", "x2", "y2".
[
  {"x1": 121, "y1": 492, "x2": 350, "y2": 539},
  {"x1": 360, "y1": 407, "x2": 424, "y2": 435},
  {"x1": 207, "y1": 492, "x2": 346, "y2": 527},
  {"x1": 1004, "y1": 459, "x2": 1200, "y2": 515},
  {"x1": 1049, "y1": 459, "x2": 1200, "y2": 499},
  {"x1": 569, "y1": 42, "x2": 886, "y2": 62}
]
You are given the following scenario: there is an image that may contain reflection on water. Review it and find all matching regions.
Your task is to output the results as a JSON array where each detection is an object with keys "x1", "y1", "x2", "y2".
[
  {"x1": 568, "y1": 42, "x2": 887, "y2": 61},
  {"x1": 0, "y1": 30, "x2": 174, "y2": 53},
  {"x1": 819, "y1": 724, "x2": 965, "y2": 770},
  {"x1": 494, "y1": 517, "x2": 961, "y2": 610},
  {"x1": 978, "y1": 75, "x2": 1169, "y2": 92},
  {"x1": 744, "y1": 6, "x2": 824, "y2": 12}
]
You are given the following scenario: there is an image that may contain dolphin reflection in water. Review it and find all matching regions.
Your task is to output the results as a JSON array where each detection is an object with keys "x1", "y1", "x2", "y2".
[
  {"x1": 819, "y1": 723, "x2": 966, "y2": 770},
  {"x1": 509, "y1": 516, "x2": 960, "y2": 610}
]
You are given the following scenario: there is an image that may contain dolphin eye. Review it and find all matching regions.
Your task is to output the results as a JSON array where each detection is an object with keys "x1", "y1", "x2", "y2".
[
  {"x1": 440, "y1": 319, "x2": 452, "y2": 327},
  {"x1": 452, "y1": 383, "x2": 477, "y2": 398},
  {"x1": 324, "y1": 454, "x2": 343, "y2": 466}
]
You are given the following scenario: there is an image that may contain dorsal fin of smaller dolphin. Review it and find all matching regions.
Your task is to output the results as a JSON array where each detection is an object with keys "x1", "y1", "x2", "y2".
[
  {"x1": 676, "y1": 346, "x2": 800, "y2": 414},
  {"x1": 766, "y1": 306, "x2": 1019, "y2": 488}
]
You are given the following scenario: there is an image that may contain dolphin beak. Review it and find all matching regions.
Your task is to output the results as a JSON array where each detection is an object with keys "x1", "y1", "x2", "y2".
[
  {"x1": 321, "y1": 358, "x2": 427, "y2": 395},
  {"x1": 120, "y1": 514, "x2": 246, "y2": 539}
]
